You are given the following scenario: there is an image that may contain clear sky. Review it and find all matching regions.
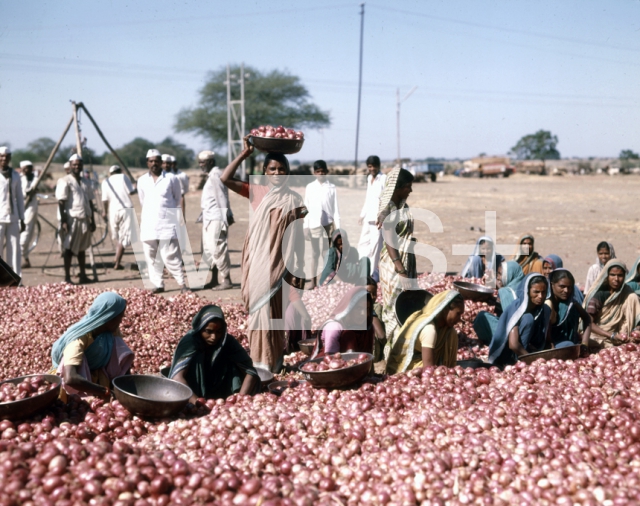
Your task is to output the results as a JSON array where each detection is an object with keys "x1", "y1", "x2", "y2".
[{"x1": 1, "y1": 0, "x2": 639, "y2": 162}]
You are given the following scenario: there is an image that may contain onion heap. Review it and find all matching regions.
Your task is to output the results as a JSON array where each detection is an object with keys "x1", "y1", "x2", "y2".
[
  {"x1": 0, "y1": 376, "x2": 56, "y2": 403},
  {"x1": 250, "y1": 125, "x2": 304, "y2": 140},
  {"x1": 301, "y1": 353, "x2": 370, "y2": 372}
]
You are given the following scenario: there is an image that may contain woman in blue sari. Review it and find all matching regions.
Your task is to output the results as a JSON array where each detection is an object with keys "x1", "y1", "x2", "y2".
[
  {"x1": 51, "y1": 292, "x2": 134, "y2": 399},
  {"x1": 472, "y1": 260, "x2": 525, "y2": 344},
  {"x1": 488, "y1": 274, "x2": 551, "y2": 367},
  {"x1": 460, "y1": 236, "x2": 504, "y2": 281},
  {"x1": 626, "y1": 256, "x2": 640, "y2": 296},
  {"x1": 545, "y1": 269, "x2": 591, "y2": 349}
]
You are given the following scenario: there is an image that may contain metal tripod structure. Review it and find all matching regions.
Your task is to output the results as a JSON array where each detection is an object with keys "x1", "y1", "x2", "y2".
[{"x1": 226, "y1": 64, "x2": 248, "y2": 180}]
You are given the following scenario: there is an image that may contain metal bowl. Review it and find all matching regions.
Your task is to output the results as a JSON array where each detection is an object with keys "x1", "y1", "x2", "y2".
[
  {"x1": 299, "y1": 352, "x2": 373, "y2": 389},
  {"x1": 298, "y1": 338, "x2": 317, "y2": 356},
  {"x1": 249, "y1": 136, "x2": 304, "y2": 155},
  {"x1": 255, "y1": 367, "x2": 274, "y2": 387},
  {"x1": 0, "y1": 374, "x2": 61, "y2": 420},
  {"x1": 267, "y1": 380, "x2": 308, "y2": 396},
  {"x1": 395, "y1": 289, "x2": 434, "y2": 326},
  {"x1": 457, "y1": 359, "x2": 492, "y2": 370},
  {"x1": 0, "y1": 257, "x2": 21, "y2": 288},
  {"x1": 453, "y1": 281, "x2": 495, "y2": 302},
  {"x1": 518, "y1": 345, "x2": 581, "y2": 365},
  {"x1": 112, "y1": 375, "x2": 192, "y2": 418}
]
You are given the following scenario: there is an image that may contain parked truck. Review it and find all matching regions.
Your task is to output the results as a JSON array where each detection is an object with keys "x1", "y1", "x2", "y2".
[{"x1": 461, "y1": 156, "x2": 514, "y2": 178}]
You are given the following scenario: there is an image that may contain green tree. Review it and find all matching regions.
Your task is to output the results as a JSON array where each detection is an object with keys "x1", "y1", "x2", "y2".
[
  {"x1": 103, "y1": 137, "x2": 155, "y2": 168},
  {"x1": 510, "y1": 130, "x2": 560, "y2": 168},
  {"x1": 175, "y1": 65, "x2": 331, "y2": 150},
  {"x1": 619, "y1": 149, "x2": 639, "y2": 173},
  {"x1": 156, "y1": 137, "x2": 195, "y2": 168}
]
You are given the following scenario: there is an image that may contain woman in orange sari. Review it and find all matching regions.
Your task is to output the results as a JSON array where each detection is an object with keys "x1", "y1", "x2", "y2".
[{"x1": 513, "y1": 233, "x2": 544, "y2": 275}]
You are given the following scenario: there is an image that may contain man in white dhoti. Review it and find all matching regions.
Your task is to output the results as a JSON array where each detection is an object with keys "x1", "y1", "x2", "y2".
[
  {"x1": 56, "y1": 154, "x2": 96, "y2": 284},
  {"x1": 19, "y1": 160, "x2": 38, "y2": 269},
  {"x1": 138, "y1": 149, "x2": 189, "y2": 294},
  {"x1": 198, "y1": 150, "x2": 233, "y2": 290},
  {"x1": 0, "y1": 147, "x2": 26, "y2": 278},
  {"x1": 101, "y1": 165, "x2": 136, "y2": 270},
  {"x1": 357, "y1": 155, "x2": 387, "y2": 282}
]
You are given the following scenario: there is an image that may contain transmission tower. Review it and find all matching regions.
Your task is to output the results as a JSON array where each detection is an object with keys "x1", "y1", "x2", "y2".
[{"x1": 226, "y1": 63, "x2": 248, "y2": 180}]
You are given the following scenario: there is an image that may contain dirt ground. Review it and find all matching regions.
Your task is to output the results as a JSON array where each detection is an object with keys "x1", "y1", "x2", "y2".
[{"x1": 17, "y1": 172, "x2": 640, "y2": 303}]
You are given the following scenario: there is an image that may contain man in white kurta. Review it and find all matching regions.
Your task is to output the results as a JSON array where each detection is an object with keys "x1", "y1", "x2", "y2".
[
  {"x1": 198, "y1": 150, "x2": 233, "y2": 290},
  {"x1": 357, "y1": 155, "x2": 387, "y2": 282},
  {"x1": 101, "y1": 165, "x2": 136, "y2": 270},
  {"x1": 138, "y1": 149, "x2": 188, "y2": 294},
  {"x1": 303, "y1": 160, "x2": 341, "y2": 288},
  {"x1": 56, "y1": 154, "x2": 96, "y2": 284},
  {"x1": 0, "y1": 147, "x2": 26, "y2": 278},
  {"x1": 19, "y1": 161, "x2": 38, "y2": 268}
]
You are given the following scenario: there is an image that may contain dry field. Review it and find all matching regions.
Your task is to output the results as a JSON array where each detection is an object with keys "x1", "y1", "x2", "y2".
[{"x1": 17, "y1": 172, "x2": 640, "y2": 302}]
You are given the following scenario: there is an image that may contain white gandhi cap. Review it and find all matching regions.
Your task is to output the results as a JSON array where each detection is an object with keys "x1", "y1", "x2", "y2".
[
  {"x1": 20, "y1": 160, "x2": 33, "y2": 168},
  {"x1": 198, "y1": 150, "x2": 215, "y2": 161},
  {"x1": 109, "y1": 165, "x2": 121, "y2": 174},
  {"x1": 0, "y1": 146, "x2": 11, "y2": 155},
  {"x1": 146, "y1": 149, "x2": 161, "y2": 159},
  {"x1": 69, "y1": 154, "x2": 83, "y2": 162},
  {"x1": 161, "y1": 154, "x2": 171, "y2": 162}
]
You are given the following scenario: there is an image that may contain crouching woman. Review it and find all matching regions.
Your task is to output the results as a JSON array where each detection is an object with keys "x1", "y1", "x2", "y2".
[{"x1": 169, "y1": 305, "x2": 259, "y2": 402}]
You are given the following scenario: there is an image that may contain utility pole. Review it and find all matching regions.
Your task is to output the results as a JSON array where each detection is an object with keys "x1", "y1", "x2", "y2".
[
  {"x1": 226, "y1": 63, "x2": 248, "y2": 180},
  {"x1": 396, "y1": 86, "x2": 417, "y2": 166},
  {"x1": 354, "y1": 3, "x2": 365, "y2": 174}
]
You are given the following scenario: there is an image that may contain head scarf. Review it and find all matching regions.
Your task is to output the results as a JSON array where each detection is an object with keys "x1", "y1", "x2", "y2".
[
  {"x1": 386, "y1": 290, "x2": 462, "y2": 374},
  {"x1": 377, "y1": 167, "x2": 412, "y2": 226},
  {"x1": 501, "y1": 260, "x2": 525, "y2": 290},
  {"x1": 489, "y1": 273, "x2": 549, "y2": 364},
  {"x1": 547, "y1": 254, "x2": 563, "y2": 269},
  {"x1": 626, "y1": 256, "x2": 640, "y2": 295},
  {"x1": 543, "y1": 257, "x2": 557, "y2": 271},
  {"x1": 596, "y1": 242, "x2": 616, "y2": 268},
  {"x1": 460, "y1": 236, "x2": 503, "y2": 278},
  {"x1": 584, "y1": 260, "x2": 629, "y2": 307},
  {"x1": 513, "y1": 233, "x2": 538, "y2": 264},
  {"x1": 51, "y1": 292, "x2": 126, "y2": 369}
]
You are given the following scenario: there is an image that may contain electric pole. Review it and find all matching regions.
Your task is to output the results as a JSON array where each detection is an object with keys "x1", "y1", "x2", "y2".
[
  {"x1": 227, "y1": 63, "x2": 248, "y2": 180},
  {"x1": 354, "y1": 3, "x2": 365, "y2": 174},
  {"x1": 396, "y1": 86, "x2": 417, "y2": 166}
]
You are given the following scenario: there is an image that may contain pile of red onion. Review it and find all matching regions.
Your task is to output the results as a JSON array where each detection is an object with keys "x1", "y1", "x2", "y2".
[
  {"x1": 250, "y1": 125, "x2": 304, "y2": 140},
  {"x1": 4, "y1": 283, "x2": 640, "y2": 504}
]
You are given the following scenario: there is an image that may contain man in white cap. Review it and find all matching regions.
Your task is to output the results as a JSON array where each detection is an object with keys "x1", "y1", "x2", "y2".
[
  {"x1": 19, "y1": 160, "x2": 38, "y2": 269},
  {"x1": 101, "y1": 165, "x2": 136, "y2": 270},
  {"x1": 0, "y1": 147, "x2": 26, "y2": 277},
  {"x1": 56, "y1": 154, "x2": 96, "y2": 284},
  {"x1": 162, "y1": 154, "x2": 189, "y2": 218},
  {"x1": 138, "y1": 149, "x2": 189, "y2": 294},
  {"x1": 198, "y1": 150, "x2": 234, "y2": 290}
]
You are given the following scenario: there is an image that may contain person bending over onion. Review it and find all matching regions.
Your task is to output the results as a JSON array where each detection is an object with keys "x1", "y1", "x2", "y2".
[
  {"x1": 583, "y1": 260, "x2": 640, "y2": 348},
  {"x1": 386, "y1": 290, "x2": 465, "y2": 373},
  {"x1": 546, "y1": 269, "x2": 591, "y2": 351},
  {"x1": 310, "y1": 287, "x2": 375, "y2": 359},
  {"x1": 169, "y1": 305, "x2": 259, "y2": 402},
  {"x1": 51, "y1": 292, "x2": 134, "y2": 401},
  {"x1": 488, "y1": 274, "x2": 551, "y2": 367}
]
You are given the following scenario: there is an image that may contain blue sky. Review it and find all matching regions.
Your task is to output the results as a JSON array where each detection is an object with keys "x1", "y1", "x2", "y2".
[{"x1": 1, "y1": 0, "x2": 639, "y2": 162}]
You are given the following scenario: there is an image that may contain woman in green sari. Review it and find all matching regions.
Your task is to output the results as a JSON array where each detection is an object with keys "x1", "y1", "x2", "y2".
[
  {"x1": 170, "y1": 305, "x2": 259, "y2": 402},
  {"x1": 377, "y1": 168, "x2": 417, "y2": 346},
  {"x1": 546, "y1": 269, "x2": 591, "y2": 349}
]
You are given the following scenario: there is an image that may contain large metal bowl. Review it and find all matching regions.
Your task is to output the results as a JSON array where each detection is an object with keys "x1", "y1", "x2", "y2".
[
  {"x1": 249, "y1": 136, "x2": 304, "y2": 155},
  {"x1": 0, "y1": 374, "x2": 61, "y2": 420},
  {"x1": 112, "y1": 375, "x2": 192, "y2": 418},
  {"x1": 395, "y1": 289, "x2": 434, "y2": 326},
  {"x1": 298, "y1": 338, "x2": 317, "y2": 356},
  {"x1": 299, "y1": 352, "x2": 373, "y2": 389},
  {"x1": 518, "y1": 345, "x2": 581, "y2": 365},
  {"x1": 453, "y1": 281, "x2": 495, "y2": 302},
  {"x1": 457, "y1": 359, "x2": 492, "y2": 370},
  {"x1": 0, "y1": 257, "x2": 21, "y2": 287}
]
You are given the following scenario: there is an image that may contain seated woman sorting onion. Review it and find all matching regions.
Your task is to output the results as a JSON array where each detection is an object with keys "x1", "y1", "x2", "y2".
[
  {"x1": 626, "y1": 256, "x2": 640, "y2": 296},
  {"x1": 318, "y1": 229, "x2": 369, "y2": 286},
  {"x1": 472, "y1": 260, "x2": 525, "y2": 345},
  {"x1": 311, "y1": 287, "x2": 375, "y2": 357},
  {"x1": 546, "y1": 269, "x2": 591, "y2": 350},
  {"x1": 513, "y1": 234, "x2": 544, "y2": 275},
  {"x1": 460, "y1": 236, "x2": 504, "y2": 283},
  {"x1": 488, "y1": 274, "x2": 551, "y2": 367},
  {"x1": 386, "y1": 290, "x2": 465, "y2": 373},
  {"x1": 169, "y1": 305, "x2": 259, "y2": 402},
  {"x1": 583, "y1": 260, "x2": 640, "y2": 348},
  {"x1": 51, "y1": 292, "x2": 134, "y2": 401}
]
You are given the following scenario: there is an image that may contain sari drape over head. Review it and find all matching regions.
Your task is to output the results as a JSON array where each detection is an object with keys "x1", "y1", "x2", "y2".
[
  {"x1": 584, "y1": 259, "x2": 640, "y2": 342},
  {"x1": 625, "y1": 256, "x2": 640, "y2": 295},
  {"x1": 460, "y1": 236, "x2": 504, "y2": 279},
  {"x1": 584, "y1": 242, "x2": 616, "y2": 294},
  {"x1": 546, "y1": 269, "x2": 582, "y2": 346},
  {"x1": 319, "y1": 229, "x2": 368, "y2": 286},
  {"x1": 377, "y1": 168, "x2": 417, "y2": 344},
  {"x1": 513, "y1": 234, "x2": 544, "y2": 275},
  {"x1": 386, "y1": 290, "x2": 461, "y2": 374},
  {"x1": 169, "y1": 305, "x2": 258, "y2": 399},
  {"x1": 488, "y1": 273, "x2": 551, "y2": 366},
  {"x1": 240, "y1": 176, "x2": 307, "y2": 372}
]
